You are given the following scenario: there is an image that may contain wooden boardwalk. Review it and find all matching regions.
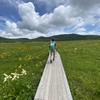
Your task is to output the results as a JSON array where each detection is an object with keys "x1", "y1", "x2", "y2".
[{"x1": 34, "y1": 52, "x2": 73, "y2": 100}]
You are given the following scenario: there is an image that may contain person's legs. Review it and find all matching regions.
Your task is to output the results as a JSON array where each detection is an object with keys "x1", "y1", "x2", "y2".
[
  {"x1": 53, "y1": 50, "x2": 55, "y2": 61},
  {"x1": 50, "y1": 51, "x2": 53, "y2": 63}
]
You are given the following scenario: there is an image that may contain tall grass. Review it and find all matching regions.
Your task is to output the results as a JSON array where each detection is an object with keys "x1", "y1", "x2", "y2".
[
  {"x1": 58, "y1": 40, "x2": 100, "y2": 100},
  {"x1": 0, "y1": 40, "x2": 100, "y2": 100},
  {"x1": 0, "y1": 42, "x2": 48, "y2": 100}
]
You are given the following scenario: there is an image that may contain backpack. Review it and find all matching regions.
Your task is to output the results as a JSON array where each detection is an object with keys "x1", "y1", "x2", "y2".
[{"x1": 50, "y1": 42, "x2": 55, "y2": 51}]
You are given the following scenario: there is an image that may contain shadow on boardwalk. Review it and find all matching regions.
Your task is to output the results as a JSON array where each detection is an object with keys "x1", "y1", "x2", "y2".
[{"x1": 34, "y1": 52, "x2": 73, "y2": 100}]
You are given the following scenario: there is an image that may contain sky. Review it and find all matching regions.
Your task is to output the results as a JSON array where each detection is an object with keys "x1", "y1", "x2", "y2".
[{"x1": 0, "y1": 0, "x2": 100, "y2": 39}]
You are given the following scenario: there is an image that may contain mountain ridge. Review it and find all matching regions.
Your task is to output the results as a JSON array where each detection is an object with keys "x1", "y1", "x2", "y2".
[
  {"x1": 31, "y1": 34, "x2": 100, "y2": 41},
  {"x1": 0, "y1": 34, "x2": 100, "y2": 43}
]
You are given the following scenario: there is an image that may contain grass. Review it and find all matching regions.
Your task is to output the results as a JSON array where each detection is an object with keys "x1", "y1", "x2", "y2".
[
  {"x1": 58, "y1": 40, "x2": 100, "y2": 100},
  {"x1": 0, "y1": 42, "x2": 49, "y2": 100},
  {"x1": 0, "y1": 40, "x2": 100, "y2": 100}
]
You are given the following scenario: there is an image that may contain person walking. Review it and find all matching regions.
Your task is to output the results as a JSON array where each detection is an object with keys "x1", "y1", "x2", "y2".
[{"x1": 49, "y1": 37, "x2": 56, "y2": 63}]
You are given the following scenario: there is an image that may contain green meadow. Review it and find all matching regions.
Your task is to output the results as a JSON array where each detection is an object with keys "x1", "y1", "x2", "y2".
[
  {"x1": 0, "y1": 40, "x2": 100, "y2": 100},
  {"x1": 58, "y1": 40, "x2": 100, "y2": 100},
  {"x1": 0, "y1": 42, "x2": 48, "y2": 100}
]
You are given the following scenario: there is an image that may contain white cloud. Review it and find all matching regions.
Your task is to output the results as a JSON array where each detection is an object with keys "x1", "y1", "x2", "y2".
[
  {"x1": 50, "y1": 5, "x2": 76, "y2": 27},
  {"x1": 0, "y1": 16, "x2": 12, "y2": 22},
  {"x1": 17, "y1": 2, "x2": 40, "y2": 30},
  {"x1": 1, "y1": 1, "x2": 100, "y2": 39},
  {"x1": 17, "y1": 3, "x2": 77, "y2": 33},
  {"x1": 95, "y1": 8, "x2": 100, "y2": 16},
  {"x1": 6, "y1": 21, "x2": 23, "y2": 36},
  {"x1": 36, "y1": 0, "x2": 67, "y2": 11},
  {"x1": 96, "y1": 18, "x2": 100, "y2": 25},
  {"x1": 84, "y1": 15, "x2": 96, "y2": 25},
  {"x1": 4, "y1": 0, "x2": 24, "y2": 8},
  {"x1": 46, "y1": 28, "x2": 69, "y2": 37},
  {"x1": 0, "y1": 29, "x2": 13, "y2": 38},
  {"x1": 77, "y1": 31, "x2": 100, "y2": 36},
  {"x1": 23, "y1": 31, "x2": 46, "y2": 39},
  {"x1": 76, "y1": 27, "x2": 86, "y2": 32},
  {"x1": 0, "y1": 20, "x2": 46, "y2": 39},
  {"x1": 72, "y1": 18, "x2": 85, "y2": 30},
  {"x1": 68, "y1": 0, "x2": 100, "y2": 10}
]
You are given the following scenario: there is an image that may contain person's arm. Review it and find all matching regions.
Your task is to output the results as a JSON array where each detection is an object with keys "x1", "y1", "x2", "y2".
[
  {"x1": 49, "y1": 41, "x2": 51, "y2": 49},
  {"x1": 55, "y1": 41, "x2": 57, "y2": 51}
]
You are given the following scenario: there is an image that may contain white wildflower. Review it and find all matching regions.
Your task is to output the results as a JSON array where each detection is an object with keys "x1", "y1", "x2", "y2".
[
  {"x1": 21, "y1": 69, "x2": 27, "y2": 75},
  {"x1": 75, "y1": 48, "x2": 77, "y2": 50},
  {"x1": 3, "y1": 73, "x2": 12, "y2": 83},
  {"x1": 3, "y1": 69, "x2": 27, "y2": 82},
  {"x1": 11, "y1": 73, "x2": 20, "y2": 81}
]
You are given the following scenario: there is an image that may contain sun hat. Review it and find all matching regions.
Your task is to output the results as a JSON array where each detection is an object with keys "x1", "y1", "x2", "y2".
[{"x1": 52, "y1": 37, "x2": 55, "y2": 41}]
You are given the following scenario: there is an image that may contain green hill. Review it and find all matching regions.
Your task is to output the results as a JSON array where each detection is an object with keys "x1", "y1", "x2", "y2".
[
  {"x1": 0, "y1": 34, "x2": 100, "y2": 43},
  {"x1": 32, "y1": 34, "x2": 100, "y2": 41},
  {"x1": 0, "y1": 37, "x2": 29, "y2": 43}
]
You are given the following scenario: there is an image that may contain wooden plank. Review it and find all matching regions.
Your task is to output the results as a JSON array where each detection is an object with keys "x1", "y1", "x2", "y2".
[
  {"x1": 57, "y1": 52, "x2": 73, "y2": 100},
  {"x1": 48, "y1": 55, "x2": 58, "y2": 100},
  {"x1": 34, "y1": 54, "x2": 52, "y2": 99},
  {"x1": 34, "y1": 52, "x2": 73, "y2": 100}
]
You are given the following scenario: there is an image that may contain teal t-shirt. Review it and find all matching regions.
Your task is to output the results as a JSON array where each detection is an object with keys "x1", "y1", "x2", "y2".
[{"x1": 50, "y1": 42, "x2": 55, "y2": 51}]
